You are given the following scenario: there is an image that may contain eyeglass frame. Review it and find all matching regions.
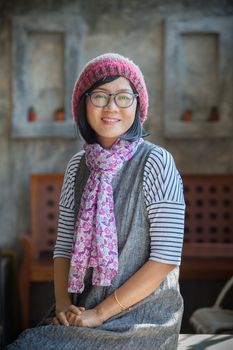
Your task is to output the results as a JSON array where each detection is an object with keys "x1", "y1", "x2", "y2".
[{"x1": 85, "y1": 91, "x2": 139, "y2": 108}]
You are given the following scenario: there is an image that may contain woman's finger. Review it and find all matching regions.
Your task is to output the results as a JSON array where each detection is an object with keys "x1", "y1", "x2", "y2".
[
  {"x1": 57, "y1": 312, "x2": 69, "y2": 326},
  {"x1": 69, "y1": 313, "x2": 80, "y2": 326},
  {"x1": 66, "y1": 311, "x2": 76, "y2": 322},
  {"x1": 66, "y1": 311, "x2": 72, "y2": 319},
  {"x1": 69, "y1": 305, "x2": 85, "y2": 315}
]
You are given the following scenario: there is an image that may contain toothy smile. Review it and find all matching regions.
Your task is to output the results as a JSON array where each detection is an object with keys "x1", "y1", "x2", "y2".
[{"x1": 101, "y1": 117, "x2": 120, "y2": 122}]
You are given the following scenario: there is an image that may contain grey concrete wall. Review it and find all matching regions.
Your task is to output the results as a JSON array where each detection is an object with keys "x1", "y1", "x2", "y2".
[{"x1": 0, "y1": 0, "x2": 233, "y2": 249}]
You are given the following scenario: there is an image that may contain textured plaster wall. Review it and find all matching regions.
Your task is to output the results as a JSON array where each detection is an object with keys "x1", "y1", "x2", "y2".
[{"x1": 0, "y1": 0, "x2": 233, "y2": 249}]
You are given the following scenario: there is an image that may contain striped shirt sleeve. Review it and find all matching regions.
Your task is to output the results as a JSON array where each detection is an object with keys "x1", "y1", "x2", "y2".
[
  {"x1": 53, "y1": 151, "x2": 84, "y2": 259},
  {"x1": 143, "y1": 146, "x2": 185, "y2": 265}
]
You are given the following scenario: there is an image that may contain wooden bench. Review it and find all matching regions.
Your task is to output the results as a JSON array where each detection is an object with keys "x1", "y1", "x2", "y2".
[
  {"x1": 180, "y1": 175, "x2": 233, "y2": 280},
  {"x1": 19, "y1": 173, "x2": 233, "y2": 328}
]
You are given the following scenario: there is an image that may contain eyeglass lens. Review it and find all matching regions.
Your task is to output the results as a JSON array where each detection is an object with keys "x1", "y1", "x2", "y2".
[{"x1": 90, "y1": 92, "x2": 136, "y2": 108}]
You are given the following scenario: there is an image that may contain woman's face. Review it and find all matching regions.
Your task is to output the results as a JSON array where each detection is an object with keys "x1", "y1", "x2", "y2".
[{"x1": 86, "y1": 77, "x2": 137, "y2": 149}]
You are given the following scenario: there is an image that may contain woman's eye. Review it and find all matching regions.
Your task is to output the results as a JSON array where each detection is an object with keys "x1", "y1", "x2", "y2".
[
  {"x1": 118, "y1": 94, "x2": 130, "y2": 101},
  {"x1": 94, "y1": 93, "x2": 106, "y2": 100}
]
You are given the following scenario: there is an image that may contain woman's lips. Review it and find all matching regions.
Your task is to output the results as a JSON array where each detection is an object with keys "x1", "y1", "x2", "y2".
[{"x1": 101, "y1": 117, "x2": 120, "y2": 123}]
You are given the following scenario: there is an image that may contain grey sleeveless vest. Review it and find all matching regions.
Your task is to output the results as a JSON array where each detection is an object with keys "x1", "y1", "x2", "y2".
[{"x1": 72, "y1": 141, "x2": 183, "y2": 350}]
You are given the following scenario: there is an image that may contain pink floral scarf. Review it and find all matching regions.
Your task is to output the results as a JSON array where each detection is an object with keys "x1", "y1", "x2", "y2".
[{"x1": 68, "y1": 138, "x2": 144, "y2": 293}]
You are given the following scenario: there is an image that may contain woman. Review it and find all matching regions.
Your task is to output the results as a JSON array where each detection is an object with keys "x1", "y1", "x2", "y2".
[{"x1": 9, "y1": 53, "x2": 185, "y2": 350}]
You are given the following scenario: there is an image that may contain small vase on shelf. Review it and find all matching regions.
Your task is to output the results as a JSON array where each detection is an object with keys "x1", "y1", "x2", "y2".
[
  {"x1": 27, "y1": 106, "x2": 37, "y2": 122},
  {"x1": 54, "y1": 108, "x2": 65, "y2": 122},
  {"x1": 181, "y1": 110, "x2": 192, "y2": 122}
]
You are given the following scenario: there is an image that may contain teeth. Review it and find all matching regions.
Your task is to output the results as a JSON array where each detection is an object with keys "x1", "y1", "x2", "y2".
[{"x1": 102, "y1": 118, "x2": 119, "y2": 122}]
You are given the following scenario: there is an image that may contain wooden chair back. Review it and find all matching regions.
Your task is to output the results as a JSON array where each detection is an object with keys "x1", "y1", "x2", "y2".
[
  {"x1": 30, "y1": 174, "x2": 64, "y2": 260},
  {"x1": 182, "y1": 175, "x2": 233, "y2": 258}
]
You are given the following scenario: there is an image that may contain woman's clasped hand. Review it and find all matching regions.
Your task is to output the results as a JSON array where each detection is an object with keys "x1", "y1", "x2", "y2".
[{"x1": 53, "y1": 305, "x2": 104, "y2": 328}]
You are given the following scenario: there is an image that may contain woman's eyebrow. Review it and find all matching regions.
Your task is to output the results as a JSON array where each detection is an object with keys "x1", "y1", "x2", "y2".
[{"x1": 93, "y1": 87, "x2": 133, "y2": 93}]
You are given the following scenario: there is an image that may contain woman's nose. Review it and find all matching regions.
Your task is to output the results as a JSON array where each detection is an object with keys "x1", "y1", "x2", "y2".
[{"x1": 104, "y1": 95, "x2": 118, "y2": 110}]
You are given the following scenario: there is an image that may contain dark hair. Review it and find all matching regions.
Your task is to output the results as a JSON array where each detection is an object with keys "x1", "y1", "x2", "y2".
[{"x1": 76, "y1": 75, "x2": 148, "y2": 144}]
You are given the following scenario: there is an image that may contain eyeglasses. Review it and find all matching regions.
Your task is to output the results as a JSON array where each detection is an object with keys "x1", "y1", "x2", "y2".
[{"x1": 85, "y1": 91, "x2": 138, "y2": 108}]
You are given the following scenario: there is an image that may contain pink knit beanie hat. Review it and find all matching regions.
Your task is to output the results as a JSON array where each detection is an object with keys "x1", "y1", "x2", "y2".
[{"x1": 72, "y1": 53, "x2": 148, "y2": 124}]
